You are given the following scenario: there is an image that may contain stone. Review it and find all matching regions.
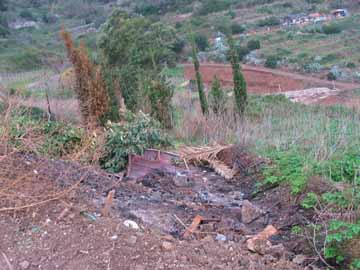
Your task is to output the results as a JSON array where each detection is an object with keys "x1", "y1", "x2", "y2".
[
  {"x1": 293, "y1": 254, "x2": 307, "y2": 265},
  {"x1": 247, "y1": 238, "x2": 270, "y2": 255},
  {"x1": 246, "y1": 225, "x2": 278, "y2": 254},
  {"x1": 19, "y1": 261, "x2": 30, "y2": 269},
  {"x1": 110, "y1": 235, "x2": 118, "y2": 240},
  {"x1": 215, "y1": 234, "x2": 227, "y2": 242},
  {"x1": 173, "y1": 173, "x2": 193, "y2": 187},
  {"x1": 123, "y1": 220, "x2": 139, "y2": 230},
  {"x1": 241, "y1": 200, "x2": 265, "y2": 224},
  {"x1": 125, "y1": 235, "x2": 137, "y2": 245},
  {"x1": 135, "y1": 265, "x2": 145, "y2": 270},
  {"x1": 161, "y1": 241, "x2": 174, "y2": 251},
  {"x1": 265, "y1": 244, "x2": 286, "y2": 259}
]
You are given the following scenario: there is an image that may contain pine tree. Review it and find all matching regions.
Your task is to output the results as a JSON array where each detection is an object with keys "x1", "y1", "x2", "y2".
[
  {"x1": 228, "y1": 34, "x2": 247, "y2": 117},
  {"x1": 190, "y1": 33, "x2": 208, "y2": 115},
  {"x1": 209, "y1": 76, "x2": 226, "y2": 115}
]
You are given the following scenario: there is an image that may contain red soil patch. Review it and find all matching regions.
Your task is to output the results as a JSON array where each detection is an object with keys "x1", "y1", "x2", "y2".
[{"x1": 183, "y1": 63, "x2": 359, "y2": 94}]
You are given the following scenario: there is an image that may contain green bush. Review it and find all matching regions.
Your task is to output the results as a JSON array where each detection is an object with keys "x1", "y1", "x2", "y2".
[
  {"x1": 346, "y1": 62, "x2": 356, "y2": 69},
  {"x1": 20, "y1": 10, "x2": 36, "y2": 21},
  {"x1": 327, "y1": 71, "x2": 337, "y2": 81},
  {"x1": 9, "y1": 48, "x2": 43, "y2": 71},
  {"x1": 40, "y1": 122, "x2": 83, "y2": 157},
  {"x1": 194, "y1": 33, "x2": 209, "y2": 51},
  {"x1": 262, "y1": 150, "x2": 309, "y2": 194},
  {"x1": 265, "y1": 55, "x2": 280, "y2": 68},
  {"x1": 231, "y1": 23, "x2": 246, "y2": 34},
  {"x1": 247, "y1": 39, "x2": 261, "y2": 51},
  {"x1": 100, "y1": 112, "x2": 171, "y2": 173},
  {"x1": 325, "y1": 220, "x2": 360, "y2": 266},
  {"x1": 322, "y1": 24, "x2": 342, "y2": 34},
  {"x1": 237, "y1": 46, "x2": 250, "y2": 61},
  {"x1": 257, "y1": 16, "x2": 281, "y2": 27},
  {"x1": 197, "y1": 0, "x2": 232, "y2": 15},
  {"x1": 5, "y1": 110, "x2": 83, "y2": 157}
]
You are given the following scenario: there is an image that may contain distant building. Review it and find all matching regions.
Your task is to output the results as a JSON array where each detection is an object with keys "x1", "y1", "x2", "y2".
[
  {"x1": 331, "y1": 9, "x2": 349, "y2": 18},
  {"x1": 9, "y1": 20, "x2": 39, "y2": 30},
  {"x1": 283, "y1": 13, "x2": 307, "y2": 26},
  {"x1": 283, "y1": 12, "x2": 328, "y2": 26}
]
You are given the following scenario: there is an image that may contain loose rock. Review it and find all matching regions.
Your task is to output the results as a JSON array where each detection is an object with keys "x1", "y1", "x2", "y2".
[
  {"x1": 241, "y1": 200, "x2": 265, "y2": 224},
  {"x1": 161, "y1": 241, "x2": 174, "y2": 251},
  {"x1": 293, "y1": 254, "x2": 307, "y2": 265},
  {"x1": 123, "y1": 220, "x2": 139, "y2": 230},
  {"x1": 19, "y1": 260, "x2": 30, "y2": 269}
]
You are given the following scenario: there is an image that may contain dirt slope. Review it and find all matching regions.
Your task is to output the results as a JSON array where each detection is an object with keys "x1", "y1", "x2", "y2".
[{"x1": 0, "y1": 152, "x2": 306, "y2": 270}]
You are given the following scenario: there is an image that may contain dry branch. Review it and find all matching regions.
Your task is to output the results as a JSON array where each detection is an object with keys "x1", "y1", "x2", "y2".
[{"x1": 179, "y1": 144, "x2": 238, "y2": 179}]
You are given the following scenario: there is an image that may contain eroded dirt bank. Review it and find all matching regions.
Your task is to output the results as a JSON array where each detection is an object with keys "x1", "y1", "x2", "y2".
[{"x1": 0, "y1": 152, "x2": 316, "y2": 270}]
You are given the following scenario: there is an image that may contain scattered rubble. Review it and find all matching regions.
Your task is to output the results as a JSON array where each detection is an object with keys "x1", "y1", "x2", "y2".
[{"x1": 0, "y1": 150, "x2": 316, "y2": 269}]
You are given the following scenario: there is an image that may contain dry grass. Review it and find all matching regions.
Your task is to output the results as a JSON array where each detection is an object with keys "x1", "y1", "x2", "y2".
[
  {"x1": 173, "y1": 90, "x2": 360, "y2": 161},
  {"x1": 20, "y1": 97, "x2": 81, "y2": 123}
]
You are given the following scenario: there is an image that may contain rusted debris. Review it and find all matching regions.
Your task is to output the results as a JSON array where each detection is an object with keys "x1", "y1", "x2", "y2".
[
  {"x1": 183, "y1": 214, "x2": 204, "y2": 238},
  {"x1": 101, "y1": 189, "x2": 115, "y2": 217},
  {"x1": 127, "y1": 149, "x2": 179, "y2": 179}
]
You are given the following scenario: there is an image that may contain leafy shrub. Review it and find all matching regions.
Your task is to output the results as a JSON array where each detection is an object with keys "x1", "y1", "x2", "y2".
[
  {"x1": 321, "y1": 150, "x2": 360, "y2": 183},
  {"x1": 320, "y1": 53, "x2": 338, "y2": 64},
  {"x1": 265, "y1": 55, "x2": 280, "y2": 68},
  {"x1": 247, "y1": 39, "x2": 261, "y2": 51},
  {"x1": 194, "y1": 33, "x2": 209, "y2": 51},
  {"x1": 209, "y1": 76, "x2": 226, "y2": 114},
  {"x1": 237, "y1": 46, "x2": 251, "y2": 61},
  {"x1": 327, "y1": 71, "x2": 337, "y2": 81},
  {"x1": 322, "y1": 24, "x2": 342, "y2": 34},
  {"x1": 262, "y1": 150, "x2": 309, "y2": 194},
  {"x1": 231, "y1": 23, "x2": 246, "y2": 34},
  {"x1": 257, "y1": 16, "x2": 281, "y2": 27},
  {"x1": 9, "y1": 48, "x2": 43, "y2": 71},
  {"x1": 100, "y1": 112, "x2": 171, "y2": 173},
  {"x1": 20, "y1": 10, "x2": 36, "y2": 21},
  {"x1": 5, "y1": 109, "x2": 83, "y2": 157},
  {"x1": 346, "y1": 62, "x2": 356, "y2": 69},
  {"x1": 145, "y1": 76, "x2": 174, "y2": 128},
  {"x1": 40, "y1": 122, "x2": 83, "y2": 157},
  {"x1": 196, "y1": 0, "x2": 232, "y2": 15},
  {"x1": 325, "y1": 220, "x2": 360, "y2": 266},
  {"x1": 301, "y1": 192, "x2": 318, "y2": 209}
]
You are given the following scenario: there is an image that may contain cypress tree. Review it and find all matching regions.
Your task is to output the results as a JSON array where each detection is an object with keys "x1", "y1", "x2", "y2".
[
  {"x1": 190, "y1": 33, "x2": 208, "y2": 115},
  {"x1": 228, "y1": 34, "x2": 247, "y2": 117},
  {"x1": 209, "y1": 76, "x2": 226, "y2": 115}
]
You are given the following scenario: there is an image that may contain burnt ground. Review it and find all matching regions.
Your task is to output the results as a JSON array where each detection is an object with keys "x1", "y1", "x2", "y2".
[{"x1": 0, "y1": 152, "x2": 318, "y2": 270}]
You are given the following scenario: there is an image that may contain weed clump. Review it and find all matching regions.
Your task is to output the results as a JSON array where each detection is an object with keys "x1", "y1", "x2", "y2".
[
  {"x1": 60, "y1": 28, "x2": 109, "y2": 126},
  {"x1": 100, "y1": 112, "x2": 171, "y2": 173}
]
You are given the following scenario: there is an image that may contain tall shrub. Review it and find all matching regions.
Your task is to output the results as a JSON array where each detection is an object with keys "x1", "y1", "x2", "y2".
[
  {"x1": 209, "y1": 76, "x2": 226, "y2": 115},
  {"x1": 60, "y1": 29, "x2": 110, "y2": 125},
  {"x1": 228, "y1": 34, "x2": 247, "y2": 116},
  {"x1": 146, "y1": 75, "x2": 174, "y2": 128}
]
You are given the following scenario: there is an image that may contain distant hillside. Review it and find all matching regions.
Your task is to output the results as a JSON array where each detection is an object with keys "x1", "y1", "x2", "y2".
[{"x1": 1, "y1": 0, "x2": 359, "y2": 82}]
